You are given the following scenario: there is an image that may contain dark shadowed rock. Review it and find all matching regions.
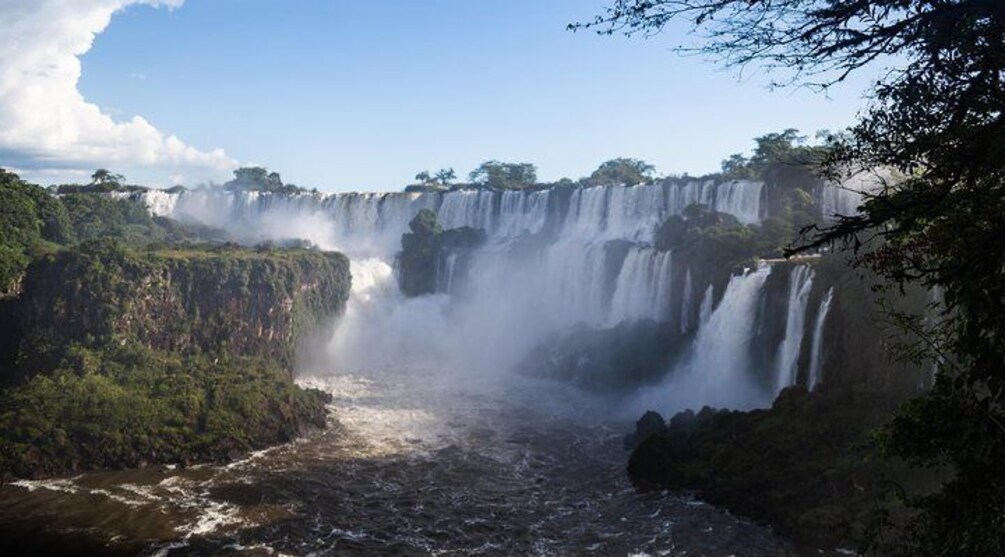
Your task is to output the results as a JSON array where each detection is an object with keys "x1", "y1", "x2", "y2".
[
  {"x1": 518, "y1": 320, "x2": 685, "y2": 391},
  {"x1": 397, "y1": 210, "x2": 486, "y2": 297},
  {"x1": 623, "y1": 410, "x2": 667, "y2": 450}
]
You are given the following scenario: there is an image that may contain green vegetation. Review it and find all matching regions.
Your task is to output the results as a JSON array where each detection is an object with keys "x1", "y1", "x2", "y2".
[
  {"x1": 468, "y1": 160, "x2": 538, "y2": 190},
  {"x1": 0, "y1": 171, "x2": 351, "y2": 479},
  {"x1": 1, "y1": 170, "x2": 72, "y2": 291},
  {"x1": 719, "y1": 129, "x2": 825, "y2": 181},
  {"x1": 0, "y1": 346, "x2": 329, "y2": 478},
  {"x1": 581, "y1": 1, "x2": 1005, "y2": 553},
  {"x1": 583, "y1": 157, "x2": 656, "y2": 186},
  {"x1": 13, "y1": 239, "x2": 349, "y2": 378},
  {"x1": 627, "y1": 388, "x2": 931, "y2": 550},
  {"x1": 654, "y1": 202, "x2": 801, "y2": 281},
  {"x1": 397, "y1": 209, "x2": 485, "y2": 297},
  {"x1": 413, "y1": 168, "x2": 456, "y2": 187},
  {"x1": 1, "y1": 170, "x2": 229, "y2": 293},
  {"x1": 223, "y1": 166, "x2": 317, "y2": 194},
  {"x1": 54, "y1": 169, "x2": 149, "y2": 194}
]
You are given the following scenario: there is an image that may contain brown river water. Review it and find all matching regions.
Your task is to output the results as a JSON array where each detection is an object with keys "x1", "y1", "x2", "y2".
[{"x1": 0, "y1": 367, "x2": 796, "y2": 556}]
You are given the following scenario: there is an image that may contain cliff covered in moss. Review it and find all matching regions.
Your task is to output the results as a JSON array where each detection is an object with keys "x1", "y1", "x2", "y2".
[
  {"x1": 12, "y1": 241, "x2": 349, "y2": 378},
  {"x1": 396, "y1": 208, "x2": 486, "y2": 297},
  {"x1": 0, "y1": 240, "x2": 351, "y2": 479}
]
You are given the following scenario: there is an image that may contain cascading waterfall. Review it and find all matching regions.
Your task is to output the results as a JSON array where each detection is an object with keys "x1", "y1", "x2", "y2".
[
  {"x1": 139, "y1": 179, "x2": 763, "y2": 245},
  {"x1": 817, "y1": 171, "x2": 887, "y2": 221},
  {"x1": 635, "y1": 266, "x2": 774, "y2": 413},
  {"x1": 136, "y1": 181, "x2": 764, "y2": 331},
  {"x1": 687, "y1": 266, "x2": 773, "y2": 408},
  {"x1": 129, "y1": 179, "x2": 842, "y2": 414},
  {"x1": 680, "y1": 269, "x2": 693, "y2": 334},
  {"x1": 608, "y1": 247, "x2": 673, "y2": 325},
  {"x1": 808, "y1": 287, "x2": 834, "y2": 390},
  {"x1": 773, "y1": 266, "x2": 815, "y2": 392},
  {"x1": 698, "y1": 285, "x2": 714, "y2": 326},
  {"x1": 438, "y1": 253, "x2": 459, "y2": 293}
]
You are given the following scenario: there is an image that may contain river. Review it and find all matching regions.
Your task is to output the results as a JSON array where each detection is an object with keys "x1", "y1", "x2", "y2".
[{"x1": 0, "y1": 365, "x2": 795, "y2": 556}]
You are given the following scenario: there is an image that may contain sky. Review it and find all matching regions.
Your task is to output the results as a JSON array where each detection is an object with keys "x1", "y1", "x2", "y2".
[{"x1": 0, "y1": 0, "x2": 885, "y2": 192}]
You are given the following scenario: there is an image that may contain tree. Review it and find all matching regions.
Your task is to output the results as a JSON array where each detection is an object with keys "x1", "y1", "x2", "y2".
[
  {"x1": 720, "y1": 130, "x2": 827, "y2": 186},
  {"x1": 434, "y1": 168, "x2": 456, "y2": 185},
  {"x1": 577, "y1": 1, "x2": 1005, "y2": 554},
  {"x1": 414, "y1": 171, "x2": 433, "y2": 184},
  {"x1": 720, "y1": 153, "x2": 751, "y2": 178},
  {"x1": 87, "y1": 169, "x2": 126, "y2": 192},
  {"x1": 227, "y1": 167, "x2": 284, "y2": 191},
  {"x1": 90, "y1": 169, "x2": 124, "y2": 187},
  {"x1": 468, "y1": 161, "x2": 538, "y2": 190},
  {"x1": 586, "y1": 158, "x2": 655, "y2": 186}
]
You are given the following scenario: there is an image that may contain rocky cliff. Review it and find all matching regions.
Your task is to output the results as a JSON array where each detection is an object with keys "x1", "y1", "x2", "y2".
[{"x1": 0, "y1": 240, "x2": 351, "y2": 479}]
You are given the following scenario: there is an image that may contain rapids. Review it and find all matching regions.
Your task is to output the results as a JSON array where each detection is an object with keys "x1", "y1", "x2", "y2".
[{"x1": 0, "y1": 367, "x2": 796, "y2": 556}]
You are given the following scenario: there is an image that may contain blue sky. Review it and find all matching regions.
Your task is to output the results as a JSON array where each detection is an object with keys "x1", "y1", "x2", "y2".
[{"x1": 2, "y1": 1, "x2": 882, "y2": 192}]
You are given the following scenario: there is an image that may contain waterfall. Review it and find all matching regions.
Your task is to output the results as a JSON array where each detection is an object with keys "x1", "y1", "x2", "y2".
[
  {"x1": 698, "y1": 284, "x2": 714, "y2": 326},
  {"x1": 437, "y1": 253, "x2": 459, "y2": 294},
  {"x1": 682, "y1": 265, "x2": 773, "y2": 409},
  {"x1": 139, "y1": 179, "x2": 765, "y2": 249},
  {"x1": 680, "y1": 268, "x2": 693, "y2": 334},
  {"x1": 608, "y1": 247, "x2": 673, "y2": 324},
  {"x1": 713, "y1": 180, "x2": 763, "y2": 224},
  {"x1": 136, "y1": 181, "x2": 766, "y2": 333},
  {"x1": 817, "y1": 171, "x2": 887, "y2": 221},
  {"x1": 808, "y1": 287, "x2": 834, "y2": 390},
  {"x1": 536, "y1": 240, "x2": 613, "y2": 326},
  {"x1": 773, "y1": 265, "x2": 814, "y2": 392},
  {"x1": 131, "y1": 180, "x2": 809, "y2": 410}
]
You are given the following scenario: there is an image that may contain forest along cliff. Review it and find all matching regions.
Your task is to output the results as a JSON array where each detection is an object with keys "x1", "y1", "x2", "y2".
[{"x1": 0, "y1": 170, "x2": 352, "y2": 479}]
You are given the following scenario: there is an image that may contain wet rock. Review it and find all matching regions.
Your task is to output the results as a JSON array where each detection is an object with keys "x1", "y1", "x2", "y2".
[{"x1": 518, "y1": 320, "x2": 684, "y2": 391}]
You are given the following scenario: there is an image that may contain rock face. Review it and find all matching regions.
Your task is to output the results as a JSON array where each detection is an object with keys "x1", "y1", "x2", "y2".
[
  {"x1": 623, "y1": 410, "x2": 668, "y2": 450},
  {"x1": 0, "y1": 241, "x2": 352, "y2": 479},
  {"x1": 13, "y1": 241, "x2": 350, "y2": 379},
  {"x1": 518, "y1": 320, "x2": 683, "y2": 391},
  {"x1": 397, "y1": 209, "x2": 486, "y2": 297},
  {"x1": 624, "y1": 387, "x2": 934, "y2": 549}
]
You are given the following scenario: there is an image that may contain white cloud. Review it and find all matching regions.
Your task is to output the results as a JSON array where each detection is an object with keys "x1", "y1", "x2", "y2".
[{"x1": 0, "y1": 0, "x2": 236, "y2": 183}]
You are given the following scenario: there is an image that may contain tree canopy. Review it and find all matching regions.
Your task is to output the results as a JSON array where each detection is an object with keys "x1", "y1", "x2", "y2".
[
  {"x1": 578, "y1": 1, "x2": 1005, "y2": 553},
  {"x1": 413, "y1": 168, "x2": 456, "y2": 186},
  {"x1": 468, "y1": 161, "x2": 538, "y2": 190},
  {"x1": 585, "y1": 158, "x2": 656, "y2": 186}
]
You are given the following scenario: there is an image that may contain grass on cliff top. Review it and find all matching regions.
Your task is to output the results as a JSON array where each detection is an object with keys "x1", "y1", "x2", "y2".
[{"x1": 130, "y1": 241, "x2": 340, "y2": 260}]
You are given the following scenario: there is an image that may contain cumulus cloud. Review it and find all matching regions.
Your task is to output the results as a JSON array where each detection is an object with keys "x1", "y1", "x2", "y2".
[{"x1": 0, "y1": 0, "x2": 236, "y2": 182}]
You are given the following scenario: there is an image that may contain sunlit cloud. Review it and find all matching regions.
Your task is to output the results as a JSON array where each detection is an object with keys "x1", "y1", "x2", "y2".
[{"x1": 0, "y1": 0, "x2": 236, "y2": 183}]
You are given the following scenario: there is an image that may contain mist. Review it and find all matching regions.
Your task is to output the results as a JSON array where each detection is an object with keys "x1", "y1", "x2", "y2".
[{"x1": 135, "y1": 179, "x2": 842, "y2": 422}]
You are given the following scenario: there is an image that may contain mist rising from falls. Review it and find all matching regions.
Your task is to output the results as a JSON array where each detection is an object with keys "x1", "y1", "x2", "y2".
[
  {"x1": 633, "y1": 266, "x2": 774, "y2": 414},
  {"x1": 133, "y1": 180, "x2": 837, "y2": 414}
]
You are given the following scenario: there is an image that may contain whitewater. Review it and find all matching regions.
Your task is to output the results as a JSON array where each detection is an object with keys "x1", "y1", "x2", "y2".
[{"x1": 0, "y1": 179, "x2": 861, "y2": 555}]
